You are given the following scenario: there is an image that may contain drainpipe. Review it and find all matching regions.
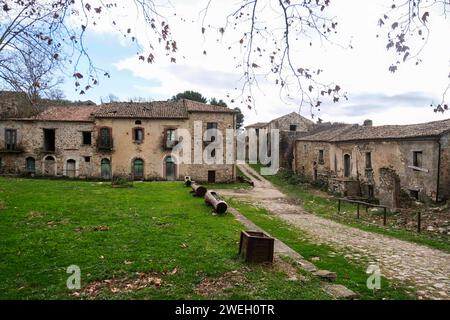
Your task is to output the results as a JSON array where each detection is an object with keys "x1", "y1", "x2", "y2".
[{"x1": 436, "y1": 139, "x2": 441, "y2": 202}]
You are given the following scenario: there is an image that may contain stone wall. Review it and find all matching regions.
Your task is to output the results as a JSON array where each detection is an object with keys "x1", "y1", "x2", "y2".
[
  {"x1": 268, "y1": 112, "x2": 314, "y2": 132},
  {"x1": 0, "y1": 111, "x2": 236, "y2": 182},
  {"x1": 438, "y1": 132, "x2": 450, "y2": 200},
  {"x1": 294, "y1": 137, "x2": 443, "y2": 202},
  {"x1": 293, "y1": 140, "x2": 332, "y2": 180},
  {"x1": 0, "y1": 119, "x2": 95, "y2": 177}
]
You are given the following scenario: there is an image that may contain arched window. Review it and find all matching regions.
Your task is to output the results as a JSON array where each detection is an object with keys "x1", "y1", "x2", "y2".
[
  {"x1": 135, "y1": 120, "x2": 142, "y2": 125},
  {"x1": 26, "y1": 157, "x2": 35, "y2": 173},
  {"x1": 101, "y1": 158, "x2": 111, "y2": 180},
  {"x1": 133, "y1": 158, "x2": 144, "y2": 179}
]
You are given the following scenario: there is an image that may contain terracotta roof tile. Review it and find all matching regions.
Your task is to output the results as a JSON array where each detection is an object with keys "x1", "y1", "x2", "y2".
[
  {"x1": 94, "y1": 100, "x2": 188, "y2": 119},
  {"x1": 93, "y1": 99, "x2": 235, "y2": 119},
  {"x1": 23, "y1": 105, "x2": 98, "y2": 122},
  {"x1": 245, "y1": 122, "x2": 269, "y2": 129},
  {"x1": 298, "y1": 119, "x2": 450, "y2": 142},
  {"x1": 184, "y1": 99, "x2": 236, "y2": 113}
]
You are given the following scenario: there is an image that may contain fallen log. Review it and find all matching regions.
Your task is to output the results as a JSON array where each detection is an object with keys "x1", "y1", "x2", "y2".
[
  {"x1": 204, "y1": 190, "x2": 228, "y2": 214},
  {"x1": 191, "y1": 182, "x2": 207, "y2": 197}
]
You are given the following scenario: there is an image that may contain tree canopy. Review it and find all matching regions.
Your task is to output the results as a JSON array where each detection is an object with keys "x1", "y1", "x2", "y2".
[{"x1": 171, "y1": 91, "x2": 208, "y2": 103}]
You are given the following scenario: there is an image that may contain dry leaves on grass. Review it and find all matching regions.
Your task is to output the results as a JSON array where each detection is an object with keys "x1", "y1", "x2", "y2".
[
  {"x1": 195, "y1": 268, "x2": 251, "y2": 297},
  {"x1": 73, "y1": 272, "x2": 162, "y2": 298},
  {"x1": 74, "y1": 225, "x2": 110, "y2": 233}
]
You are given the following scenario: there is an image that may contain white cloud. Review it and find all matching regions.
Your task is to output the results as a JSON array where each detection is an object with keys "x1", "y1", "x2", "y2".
[{"x1": 86, "y1": 0, "x2": 450, "y2": 126}]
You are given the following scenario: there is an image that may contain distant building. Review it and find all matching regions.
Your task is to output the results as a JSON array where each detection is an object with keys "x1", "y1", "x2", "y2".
[
  {"x1": 245, "y1": 112, "x2": 315, "y2": 169},
  {"x1": 294, "y1": 119, "x2": 450, "y2": 208}
]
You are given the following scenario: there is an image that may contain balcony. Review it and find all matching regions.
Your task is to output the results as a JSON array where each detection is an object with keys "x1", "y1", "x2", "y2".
[
  {"x1": 0, "y1": 143, "x2": 24, "y2": 154},
  {"x1": 97, "y1": 139, "x2": 114, "y2": 152}
]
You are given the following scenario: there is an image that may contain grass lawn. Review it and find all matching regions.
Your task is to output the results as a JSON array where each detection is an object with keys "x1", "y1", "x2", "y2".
[
  {"x1": 249, "y1": 164, "x2": 450, "y2": 253},
  {"x1": 0, "y1": 177, "x2": 330, "y2": 300},
  {"x1": 228, "y1": 200, "x2": 415, "y2": 300}
]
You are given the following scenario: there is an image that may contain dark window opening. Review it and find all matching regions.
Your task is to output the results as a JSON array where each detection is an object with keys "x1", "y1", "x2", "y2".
[
  {"x1": 211, "y1": 148, "x2": 216, "y2": 158},
  {"x1": 290, "y1": 124, "x2": 297, "y2": 131},
  {"x1": 318, "y1": 150, "x2": 324, "y2": 164},
  {"x1": 5, "y1": 129, "x2": 17, "y2": 150},
  {"x1": 365, "y1": 152, "x2": 372, "y2": 169},
  {"x1": 255, "y1": 128, "x2": 259, "y2": 136},
  {"x1": 413, "y1": 151, "x2": 423, "y2": 168},
  {"x1": 43, "y1": 129, "x2": 55, "y2": 152},
  {"x1": 82, "y1": 131, "x2": 92, "y2": 145},
  {"x1": 368, "y1": 185, "x2": 374, "y2": 198},
  {"x1": 135, "y1": 120, "x2": 142, "y2": 125},
  {"x1": 26, "y1": 157, "x2": 35, "y2": 173},
  {"x1": 344, "y1": 154, "x2": 351, "y2": 177},
  {"x1": 98, "y1": 127, "x2": 112, "y2": 149},
  {"x1": 133, "y1": 128, "x2": 144, "y2": 143},
  {"x1": 410, "y1": 190, "x2": 419, "y2": 200},
  {"x1": 84, "y1": 156, "x2": 91, "y2": 162},
  {"x1": 313, "y1": 168, "x2": 318, "y2": 181},
  {"x1": 208, "y1": 170, "x2": 216, "y2": 183}
]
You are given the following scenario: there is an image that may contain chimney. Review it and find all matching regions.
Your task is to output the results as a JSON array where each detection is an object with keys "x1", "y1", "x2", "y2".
[{"x1": 363, "y1": 119, "x2": 373, "y2": 127}]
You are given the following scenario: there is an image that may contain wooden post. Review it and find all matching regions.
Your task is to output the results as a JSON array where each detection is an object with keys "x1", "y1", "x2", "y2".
[
  {"x1": 383, "y1": 207, "x2": 387, "y2": 226},
  {"x1": 356, "y1": 203, "x2": 360, "y2": 219},
  {"x1": 338, "y1": 199, "x2": 341, "y2": 213},
  {"x1": 417, "y1": 212, "x2": 421, "y2": 233}
]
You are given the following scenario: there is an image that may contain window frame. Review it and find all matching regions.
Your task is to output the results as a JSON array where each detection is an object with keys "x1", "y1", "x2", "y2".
[
  {"x1": 98, "y1": 127, "x2": 113, "y2": 150},
  {"x1": 318, "y1": 149, "x2": 324, "y2": 165},
  {"x1": 133, "y1": 127, "x2": 144, "y2": 144},
  {"x1": 5, "y1": 128, "x2": 17, "y2": 150},
  {"x1": 413, "y1": 151, "x2": 423, "y2": 168},
  {"x1": 365, "y1": 152, "x2": 372, "y2": 169}
]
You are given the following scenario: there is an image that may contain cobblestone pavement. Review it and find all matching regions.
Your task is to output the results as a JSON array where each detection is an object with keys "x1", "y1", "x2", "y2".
[{"x1": 218, "y1": 164, "x2": 450, "y2": 300}]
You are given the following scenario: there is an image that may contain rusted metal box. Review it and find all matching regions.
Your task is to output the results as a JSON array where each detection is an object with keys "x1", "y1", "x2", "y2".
[{"x1": 239, "y1": 231, "x2": 274, "y2": 263}]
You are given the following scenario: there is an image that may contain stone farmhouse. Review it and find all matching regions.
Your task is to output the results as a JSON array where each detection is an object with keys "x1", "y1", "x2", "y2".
[
  {"x1": 245, "y1": 112, "x2": 315, "y2": 168},
  {"x1": 0, "y1": 98, "x2": 237, "y2": 182},
  {"x1": 293, "y1": 119, "x2": 450, "y2": 209}
]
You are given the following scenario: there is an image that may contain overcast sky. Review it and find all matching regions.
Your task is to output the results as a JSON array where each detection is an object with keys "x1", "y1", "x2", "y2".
[{"x1": 61, "y1": 0, "x2": 450, "y2": 126}]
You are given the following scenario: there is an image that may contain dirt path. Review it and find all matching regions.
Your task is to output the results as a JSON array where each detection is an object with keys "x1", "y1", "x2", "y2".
[{"x1": 219, "y1": 164, "x2": 450, "y2": 300}]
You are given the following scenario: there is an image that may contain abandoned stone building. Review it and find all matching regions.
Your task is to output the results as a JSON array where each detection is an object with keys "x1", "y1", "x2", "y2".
[
  {"x1": 0, "y1": 98, "x2": 237, "y2": 182},
  {"x1": 293, "y1": 119, "x2": 450, "y2": 209},
  {"x1": 245, "y1": 112, "x2": 315, "y2": 168}
]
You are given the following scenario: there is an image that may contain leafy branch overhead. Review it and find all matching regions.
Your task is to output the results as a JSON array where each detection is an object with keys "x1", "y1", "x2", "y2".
[
  {"x1": 378, "y1": 0, "x2": 450, "y2": 112},
  {"x1": 0, "y1": 0, "x2": 177, "y2": 100},
  {"x1": 201, "y1": 0, "x2": 348, "y2": 115}
]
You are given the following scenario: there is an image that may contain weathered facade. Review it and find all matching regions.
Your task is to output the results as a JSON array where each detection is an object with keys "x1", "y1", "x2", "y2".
[
  {"x1": 294, "y1": 120, "x2": 450, "y2": 207},
  {"x1": 0, "y1": 99, "x2": 236, "y2": 182},
  {"x1": 245, "y1": 112, "x2": 315, "y2": 169}
]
